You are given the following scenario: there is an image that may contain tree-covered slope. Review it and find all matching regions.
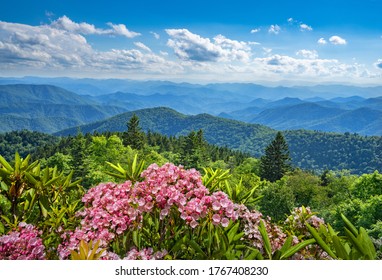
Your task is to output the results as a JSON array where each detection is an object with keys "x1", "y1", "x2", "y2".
[{"x1": 56, "y1": 107, "x2": 382, "y2": 174}]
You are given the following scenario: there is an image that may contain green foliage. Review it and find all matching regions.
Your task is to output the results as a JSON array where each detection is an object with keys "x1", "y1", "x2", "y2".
[
  {"x1": 258, "y1": 220, "x2": 316, "y2": 260},
  {"x1": 105, "y1": 153, "x2": 146, "y2": 183},
  {"x1": 351, "y1": 171, "x2": 382, "y2": 199},
  {"x1": 202, "y1": 167, "x2": 262, "y2": 208},
  {"x1": 260, "y1": 132, "x2": 291, "y2": 182},
  {"x1": 306, "y1": 214, "x2": 377, "y2": 260},
  {"x1": 258, "y1": 180, "x2": 295, "y2": 222},
  {"x1": 57, "y1": 107, "x2": 382, "y2": 175},
  {"x1": 0, "y1": 152, "x2": 84, "y2": 258},
  {"x1": 282, "y1": 169, "x2": 324, "y2": 208},
  {"x1": 70, "y1": 240, "x2": 105, "y2": 260}
]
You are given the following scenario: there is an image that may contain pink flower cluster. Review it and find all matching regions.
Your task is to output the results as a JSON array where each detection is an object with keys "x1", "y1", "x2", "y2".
[
  {"x1": 179, "y1": 191, "x2": 237, "y2": 228},
  {"x1": 99, "y1": 247, "x2": 167, "y2": 260},
  {"x1": 58, "y1": 181, "x2": 140, "y2": 259},
  {"x1": 0, "y1": 222, "x2": 45, "y2": 260},
  {"x1": 238, "y1": 205, "x2": 287, "y2": 255},
  {"x1": 58, "y1": 163, "x2": 239, "y2": 259},
  {"x1": 123, "y1": 247, "x2": 168, "y2": 260},
  {"x1": 133, "y1": 163, "x2": 238, "y2": 228},
  {"x1": 285, "y1": 207, "x2": 325, "y2": 235}
]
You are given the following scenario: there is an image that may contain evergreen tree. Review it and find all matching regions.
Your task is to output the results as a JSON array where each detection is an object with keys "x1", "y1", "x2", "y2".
[
  {"x1": 259, "y1": 132, "x2": 291, "y2": 182},
  {"x1": 70, "y1": 132, "x2": 87, "y2": 181},
  {"x1": 180, "y1": 129, "x2": 209, "y2": 169},
  {"x1": 123, "y1": 114, "x2": 146, "y2": 150}
]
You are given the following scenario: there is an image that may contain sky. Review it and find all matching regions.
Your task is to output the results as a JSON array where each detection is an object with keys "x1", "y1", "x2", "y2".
[{"x1": 1, "y1": 0, "x2": 382, "y2": 85}]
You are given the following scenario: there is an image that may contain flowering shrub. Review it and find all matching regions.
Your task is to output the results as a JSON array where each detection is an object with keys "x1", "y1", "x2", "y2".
[
  {"x1": 284, "y1": 206, "x2": 329, "y2": 259},
  {"x1": 0, "y1": 222, "x2": 45, "y2": 260},
  {"x1": 284, "y1": 206, "x2": 325, "y2": 237},
  {"x1": 58, "y1": 163, "x2": 240, "y2": 259},
  {"x1": 238, "y1": 205, "x2": 289, "y2": 255}
]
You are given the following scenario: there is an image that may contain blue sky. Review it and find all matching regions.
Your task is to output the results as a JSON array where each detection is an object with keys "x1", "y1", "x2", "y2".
[{"x1": 1, "y1": 0, "x2": 381, "y2": 84}]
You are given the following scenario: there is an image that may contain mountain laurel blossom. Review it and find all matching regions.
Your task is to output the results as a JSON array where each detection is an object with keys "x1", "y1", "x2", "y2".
[
  {"x1": 58, "y1": 163, "x2": 239, "y2": 259},
  {"x1": 0, "y1": 222, "x2": 46, "y2": 260}
]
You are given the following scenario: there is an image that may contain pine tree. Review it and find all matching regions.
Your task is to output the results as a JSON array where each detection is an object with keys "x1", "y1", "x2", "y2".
[
  {"x1": 123, "y1": 114, "x2": 146, "y2": 150},
  {"x1": 259, "y1": 132, "x2": 291, "y2": 182}
]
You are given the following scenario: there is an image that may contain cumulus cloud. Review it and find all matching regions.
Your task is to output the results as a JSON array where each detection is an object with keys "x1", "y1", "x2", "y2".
[
  {"x1": 0, "y1": 18, "x2": 379, "y2": 83},
  {"x1": 300, "y1": 23, "x2": 313, "y2": 32},
  {"x1": 0, "y1": 20, "x2": 178, "y2": 75},
  {"x1": 253, "y1": 54, "x2": 367, "y2": 79},
  {"x1": 106, "y1": 22, "x2": 141, "y2": 38},
  {"x1": 133, "y1": 42, "x2": 152, "y2": 52},
  {"x1": 165, "y1": 29, "x2": 252, "y2": 62},
  {"x1": 329, "y1": 35, "x2": 347, "y2": 45},
  {"x1": 317, "y1": 38, "x2": 327, "y2": 45},
  {"x1": 296, "y1": 49, "x2": 318, "y2": 59},
  {"x1": 250, "y1": 28, "x2": 260, "y2": 33},
  {"x1": 268, "y1": 25, "x2": 281, "y2": 34},
  {"x1": 50, "y1": 15, "x2": 140, "y2": 38},
  {"x1": 375, "y1": 59, "x2": 382, "y2": 69}
]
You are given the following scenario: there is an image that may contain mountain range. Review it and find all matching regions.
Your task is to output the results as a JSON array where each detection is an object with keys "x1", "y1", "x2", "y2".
[
  {"x1": 0, "y1": 82, "x2": 381, "y2": 174},
  {"x1": 0, "y1": 81, "x2": 381, "y2": 135}
]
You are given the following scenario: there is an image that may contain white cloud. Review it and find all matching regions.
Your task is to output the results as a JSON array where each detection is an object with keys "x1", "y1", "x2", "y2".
[
  {"x1": 50, "y1": 15, "x2": 140, "y2": 38},
  {"x1": 287, "y1": 18, "x2": 294, "y2": 23},
  {"x1": 0, "y1": 20, "x2": 178, "y2": 75},
  {"x1": 317, "y1": 38, "x2": 327, "y2": 45},
  {"x1": 165, "y1": 29, "x2": 252, "y2": 62},
  {"x1": 250, "y1": 28, "x2": 260, "y2": 34},
  {"x1": 296, "y1": 49, "x2": 318, "y2": 59},
  {"x1": 133, "y1": 42, "x2": 152, "y2": 52},
  {"x1": 253, "y1": 54, "x2": 368, "y2": 80},
  {"x1": 268, "y1": 24, "x2": 281, "y2": 34},
  {"x1": 248, "y1": 41, "x2": 261, "y2": 46},
  {"x1": 106, "y1": 22, "x2": 141, "y2": 38},
  {"x1": 0, "y1": 19, "x2": 379, "y2": 83},
  {"x1": 375, "y1": 59, "x2": 382, "y2": 69},
  {"x1": 300, "y1": 23, "x2": 313, "y2": 32},
  {"x1": 329, "y1": 35, "x2": 347, "y2": 45},
  {"x1": 150, "y1": 31, "x2": 160, "y2": 39}
]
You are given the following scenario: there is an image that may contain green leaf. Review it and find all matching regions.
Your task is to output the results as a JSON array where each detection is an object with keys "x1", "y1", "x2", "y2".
[
  {"x1": 305, "y1": 223, "x2": 337, "y2": 259},
  {"x1": 341, "y1": 214, "x2": 358, "y2": 236},
  {"x1": 227, "y1": 222, "x2": 240, "y2": 243},
  {"x1": 0, "y1": 220, "x2": 4, "y2": 234},
  {"x1": 280, "y1": 238, "x2": 316, "y2": 259},
  {"x1": 0, "y1": 181, "x2": 9, "y2": 192},
  {"x1": 132, "y1": 230, "x2": 140, "y2": 248},
  {"x1": 259, "y1": 220, "x2": 272, "y2": 259},
  {"x1": 0, "y1": 154, "x2": 13, "y2": 171},
  {"x1": 331, "y1": 235, "x2": 349, "y2": 260},
  {"x1": 39, "y1": 196, "x2": 50, "y2": 218},
  {"x1": 189, "y1": 240, "x2": 207, "y2": 258},
  {"x1": 279, "y1": 236, "x2": 293, "y2": 253}
]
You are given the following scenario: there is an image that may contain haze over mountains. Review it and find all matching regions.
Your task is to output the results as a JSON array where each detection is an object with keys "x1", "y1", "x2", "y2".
[{"x1": 0, "y1": 78, "x2": 381, "y2": 135}]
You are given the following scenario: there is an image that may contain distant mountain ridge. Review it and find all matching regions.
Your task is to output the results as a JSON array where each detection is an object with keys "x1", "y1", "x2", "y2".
[
  {"x1": 1, "y1": 81, "x2": 382, "y2": 135},
  {"x1": 0, "y1": 84, "x2": 126, "y2": 133}
]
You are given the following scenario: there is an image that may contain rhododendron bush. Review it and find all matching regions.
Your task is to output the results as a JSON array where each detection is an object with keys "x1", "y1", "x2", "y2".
[{"x1": 0, "y1": 161, "x2": 377, "y2": 260}]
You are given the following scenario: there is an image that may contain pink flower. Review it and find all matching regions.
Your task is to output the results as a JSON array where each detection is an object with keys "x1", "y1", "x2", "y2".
[{"x1": 0, "y1": 223, "x2": 45, "y2": 260}]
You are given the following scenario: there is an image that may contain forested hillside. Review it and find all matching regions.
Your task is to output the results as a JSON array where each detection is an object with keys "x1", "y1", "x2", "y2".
[{"x1": 56, "y1": 107, "x2": 382, "y2": 174}]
